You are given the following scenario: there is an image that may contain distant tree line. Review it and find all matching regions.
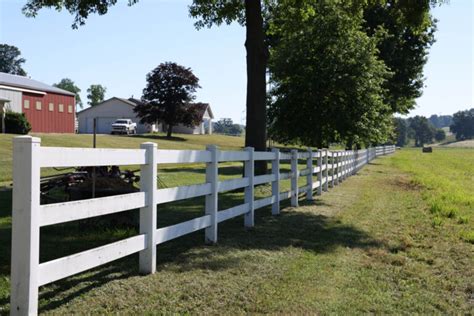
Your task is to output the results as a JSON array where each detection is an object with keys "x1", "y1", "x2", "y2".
[
  {"x1": 450, "y1": 108, "x2": 474, "y2": 141},
  {"x1": 393, "y1": 116, "x2": 443, "y2": 147},
  {"x1": 428, "y1": 114, "x2": 453, "y2": 129},
  {"x1": 394, "y1": 108, "x2": 473, "y2": 147},
  {"x1": 213, "y1": 118, "x2": 243, "y2": 136}
]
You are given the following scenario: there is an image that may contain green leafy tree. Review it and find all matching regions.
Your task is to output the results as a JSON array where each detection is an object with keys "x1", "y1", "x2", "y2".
[
  {"x1": 393, "y1": 117, "x2": 409, "y2": 147},
  {"x1": 450, "y1": 108, "x2": 474, "y2": 140},
  {"x1": 434, "y1": 129, "x2": 446, "y2": 142},
  {"x1": 408, "y1": 115, "x2": 435, "y2": 147},
  {"x1": 134, "y1": 62, "x2": 202, "y2": 138},
  {"x1": 268, "y1": 1, "x2": 391, "y2": 148},
  {"x1": 213, "y1": 118, "x2": 243, "y2": 136},
  {"x1": 363, "y1": 1, "x2": 437, "y2": 114},
  {"x1": 0, "y1": 44, "x2": 27, "y2": 76},
  {"x1": 429, "y1": 114, "x2": 453, "y2": 128},
  {"x1": 53, "y1": 78, "x2": 82, "y2": 108},
  {"x1": 87, "y1": 84, "x2": 106, "y2": 106}
]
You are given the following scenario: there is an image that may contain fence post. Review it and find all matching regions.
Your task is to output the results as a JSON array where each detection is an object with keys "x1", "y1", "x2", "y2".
[
  {"x1": 205, "y1": 145, "x2": 219, "y2": 242},
  {"x1": 353, "y1": 151, "x2": 357, "y2": 174},
  {"x1": 331, "y1": 151, "x2": 336, "y2": 188},
  {"x1": 336, "y1": 152, "x2": 341, "y2": 185},
  {"x1": 316, "y1": 149, "x2": 322, "y2": 195},
  {"x1": 306, "y1": 148, "x2": 313, "y2": 201},
  {"x1": 139, "y1": 142, "x2": 158, "y2": 274},
  {"x1": 342, "y1": 152, "x2": 346, "y2": 180},
  {"x1": 366, "y1": 148, "x2": 370, "y2": 165},
  {"x1": 291, "y1": 149, "x2": 298, "y2": 207},
  {"x1": 10, "y1": 136, "x2": 41, "y2": 316},
  {"x1": 324, "y1": 149, "x2": 329, "y2": 191},
  {"x1": 244, "y1": 147, "x2": 255, "y2": 227},
  {"x1": 271, "y1": 148, "x2": 280, "y2": 215}
]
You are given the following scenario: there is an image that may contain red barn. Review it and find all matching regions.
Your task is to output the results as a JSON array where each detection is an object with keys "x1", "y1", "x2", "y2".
[{"x1": 0, "y1": 72, "x2": 76, "y2": 133}]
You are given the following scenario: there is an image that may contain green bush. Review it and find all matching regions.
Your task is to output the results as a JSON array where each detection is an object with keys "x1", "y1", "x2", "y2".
[{"x1": 4, "y1": 112, "x2": 31, "y2": 134}]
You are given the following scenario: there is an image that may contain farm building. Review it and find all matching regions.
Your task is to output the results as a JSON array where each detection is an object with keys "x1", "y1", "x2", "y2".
[
  {"x1": 77, "y1": 97, "x2": 214, "y2": 135},
  {"x1": 0, "y1": 72, "x2": 76, "y2": 133}
]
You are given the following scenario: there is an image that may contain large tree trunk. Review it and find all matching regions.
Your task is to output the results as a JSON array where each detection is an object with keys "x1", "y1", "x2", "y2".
[
  {"x1": 245, "y1": 0, "x2": 268, "y2": 175},
  {"x1": 167, "y1": 124, "x2": 173, "y2": 138}
]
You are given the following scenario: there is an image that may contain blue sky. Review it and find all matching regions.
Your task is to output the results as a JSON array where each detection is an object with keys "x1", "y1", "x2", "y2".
[{"x1": 0, "y1": 0, "x2": 472, "y2": 123}]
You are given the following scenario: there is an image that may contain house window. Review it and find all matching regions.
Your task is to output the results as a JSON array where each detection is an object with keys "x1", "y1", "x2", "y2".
[
  {"x1": 59, "y1": 104, "x2": 64, "y2": 112},
  {"x1": 36, "y1": 101, "x2": 42, "y2": 110},
  {"x1": 68, "y1": 105, "x2": 73, "y2": 113},
  {"x1": 49, "y1": 103, "x2": 54, "y2": 111},
  {"x1": 24, "y1": 100, "x2": 30, "y2": 109}
]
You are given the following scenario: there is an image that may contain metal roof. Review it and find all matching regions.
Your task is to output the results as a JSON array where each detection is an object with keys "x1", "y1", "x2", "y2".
[{"x1": 0, "y1": 72, "x2": 76, "y2": 96}]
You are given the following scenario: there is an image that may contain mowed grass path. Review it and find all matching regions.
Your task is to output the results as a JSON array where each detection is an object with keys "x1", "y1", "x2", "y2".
[{"x1": 0, "y1": 150, "x2": 473, "y2": 313}]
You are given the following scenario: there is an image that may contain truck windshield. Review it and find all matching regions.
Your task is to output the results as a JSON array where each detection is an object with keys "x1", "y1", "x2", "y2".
[{"x1": 115, "y1": 120, "x2": 129, "y2": 124}]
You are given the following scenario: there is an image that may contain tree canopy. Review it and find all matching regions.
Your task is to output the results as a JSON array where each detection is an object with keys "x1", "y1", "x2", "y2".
[
  {"x1": 213, "y1": 118, "x2": 243, "y2": 136},
  {"x1": 268, "y1": 1, "x2": 392, "y2": 148},
  {"x1": 363, "y1": 0, "x2": 437, "y2": 114},
  {"x1": 408, "y1": 115, "x2": 435, "y2": 147},
  {"x1": 450, "y1": 108, "x2": 474, "y2": 141},
  {"x1": 53, "y1": 78, "x2": 82, "y2": 108},
  {"x1": 0, "y1": 44, "x2": 27, "y2": 76},
  {"x1": 87, "y1": 84, "x2": 106, "y2": 106},
  {"x1": 134, "y1": 62, "x2": 202, "y2": 138}
]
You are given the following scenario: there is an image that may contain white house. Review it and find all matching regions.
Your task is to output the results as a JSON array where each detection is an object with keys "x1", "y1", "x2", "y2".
[{"x1": 77, "y1": 97, "x2": 214, "y2": 134}]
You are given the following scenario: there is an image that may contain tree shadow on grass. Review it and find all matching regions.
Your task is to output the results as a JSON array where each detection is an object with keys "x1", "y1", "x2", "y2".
[
  {"x1": 0, "y1": 189, "x2": 385, "y2": 314},
  {"x1": 129, "y1": 134, "x2": 187, "y2": 142}
]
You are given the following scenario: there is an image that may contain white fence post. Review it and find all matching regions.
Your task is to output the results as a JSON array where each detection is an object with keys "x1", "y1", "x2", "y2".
[
  {"x1": 139, "y1": 142, "x2": 158, "y2": 274},
  {"x1": 10, "y1": 136, "x2": 41, "y2": 316},
  {"x1": 316, "y1": 149, "x2": 322, "y2": 195},
  {"x1": 330, "y1": 151, "x2": 335, "y2": 188},
  {"x1": 205, "y1": 145, "x2": 219, "y2": 243},
  {"x1": 306, "y1": 148, "x2": 313, "y2": 201},
  {"x1": 342, "y1": 152, "x2": 346, "y2": 180},
  {"x1": 336, "y1": 152, "x2": 341, "y2": 185},
  {"x1": 323, "y1": 149, "x2": 329, "y2": 191},
  {"x1": 244, "y1": 147, "x2": 255, "y2": 227},
  {"x1": 271, "y1": 148, "x2": 280, "y2": 215},
  {"x1": 291, "y1": 149, "x2": 298, "y2": 207}
]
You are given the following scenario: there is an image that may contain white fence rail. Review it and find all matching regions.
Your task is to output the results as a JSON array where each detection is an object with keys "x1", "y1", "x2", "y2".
[{"x1": 10, "y1": 135, "x2": 395, "y2": 315}]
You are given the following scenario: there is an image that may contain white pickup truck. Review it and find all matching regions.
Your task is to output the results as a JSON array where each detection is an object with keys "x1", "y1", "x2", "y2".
[{"x1": 111, "y1": 119, "x2": 137, "y2": 135}]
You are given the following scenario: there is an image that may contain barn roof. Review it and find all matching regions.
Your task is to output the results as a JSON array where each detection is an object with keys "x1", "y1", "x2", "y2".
[{"x1": 0, "y1": 72, "x2": 76, "y2": 96}]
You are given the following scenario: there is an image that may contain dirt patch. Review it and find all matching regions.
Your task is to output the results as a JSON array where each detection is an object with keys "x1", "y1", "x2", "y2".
[{"x1": 390, "y1": 175, "x2": 423, "y2": 191}]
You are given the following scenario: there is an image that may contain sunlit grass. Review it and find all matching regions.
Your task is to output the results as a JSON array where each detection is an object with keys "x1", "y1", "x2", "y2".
[{"x1": 389, "y1": 148, "x2": 474, "y2": 243}]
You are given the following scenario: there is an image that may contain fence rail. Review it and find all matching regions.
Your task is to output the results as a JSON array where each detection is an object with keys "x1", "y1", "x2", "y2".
[{"x1": 10, "y1": 135, "x2": 395, "y2": 315}]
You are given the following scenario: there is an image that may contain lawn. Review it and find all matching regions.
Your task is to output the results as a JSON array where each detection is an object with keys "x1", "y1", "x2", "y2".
[
  {"x1": 0, "y1": 144, "x2": 472, "y2": 314},
  {"x1": 0, "y1": 133, "x2": 246, "y2": 186},
  {"x1": 389, "y1": 147, "x2": 474, "y2": 243}
]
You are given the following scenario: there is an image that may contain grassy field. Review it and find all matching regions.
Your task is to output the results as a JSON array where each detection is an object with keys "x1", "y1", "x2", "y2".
[
  {"x1": 0, "y1": 133, "x2": 246, "y2": 185},
  {"x1": 389, "y1": 147, "x2": 474, "y2": 243},
  {"x1": 0, "y1": 138, "x2": 472, "y2": 313}
]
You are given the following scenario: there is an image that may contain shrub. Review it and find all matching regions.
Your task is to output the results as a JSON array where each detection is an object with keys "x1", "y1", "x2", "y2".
[{"x1": 5, "y1": 112, "x2": 31, "y2": 134}]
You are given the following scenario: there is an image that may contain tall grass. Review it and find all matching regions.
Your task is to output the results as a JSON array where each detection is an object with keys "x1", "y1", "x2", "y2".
[{"x1": 390, "y1": 148, "x2": 474, "y2": 243}]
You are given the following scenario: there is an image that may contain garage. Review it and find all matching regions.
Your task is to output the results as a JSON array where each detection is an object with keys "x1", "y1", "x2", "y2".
[{"x1": 77, "y1": 97, "x2": 157, "y2": 134}]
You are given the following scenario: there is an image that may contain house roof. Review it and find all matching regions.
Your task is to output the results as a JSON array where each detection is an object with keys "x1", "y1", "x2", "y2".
[
  {"x1": 193, "y1": 103, "x2": 214, "y2": 119},
  {"x1": 0, "y1": 72, "x2": 76, "y2": 96},
  {"x1": 78, "y1": 97, "x2": 214, "y2": 119}
]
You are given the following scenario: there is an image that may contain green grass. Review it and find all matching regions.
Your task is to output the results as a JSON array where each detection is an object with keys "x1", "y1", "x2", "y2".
[
  {"x1": 389, "y1": 148, "x2": 474, "y2": 243},
  {"x1": 0, "y1": 147, "x2": 473, "y2": 314},
  {"x1": 0, "y1": 133, "x2": 246, "y2": 185}
]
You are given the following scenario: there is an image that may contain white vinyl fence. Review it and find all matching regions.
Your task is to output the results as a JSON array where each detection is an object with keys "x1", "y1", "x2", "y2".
[{"x1": 10, "y1": 135, "x2": 395, "y2": 315}]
